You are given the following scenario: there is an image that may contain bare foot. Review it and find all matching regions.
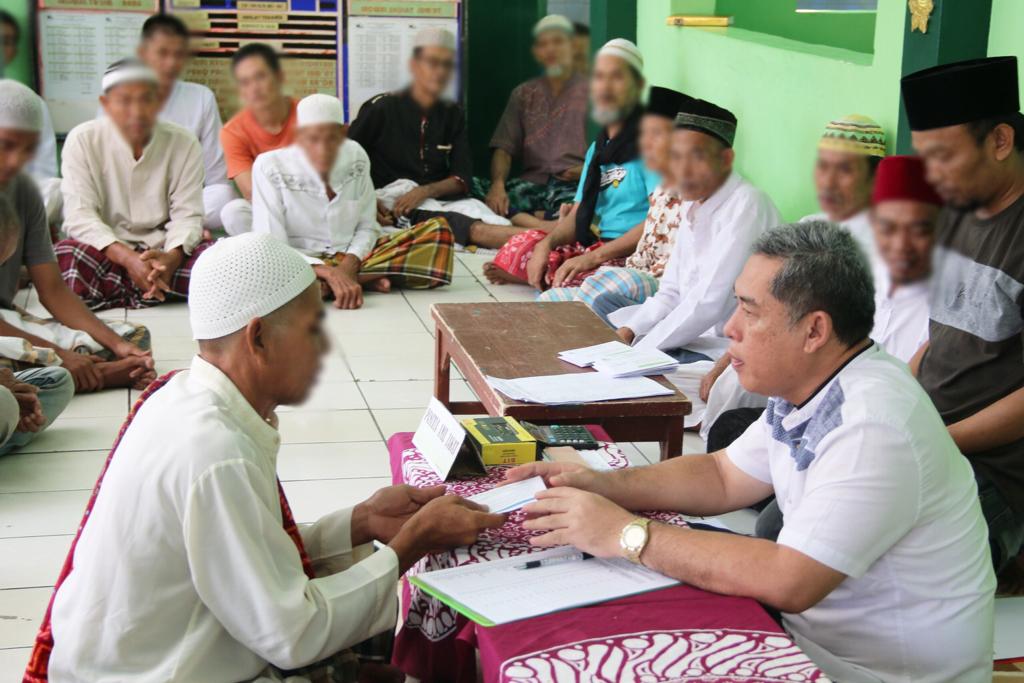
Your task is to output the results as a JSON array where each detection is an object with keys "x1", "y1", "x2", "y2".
[
  {"x1": 483, "y1": 261, "x2": 528, "y2": 286},
  {"x1": 97, "y1": 357, "x2": 157, "y2": 391},
  {"x1": 366, "y1": 277, "x2": 392, "y2": 293}
]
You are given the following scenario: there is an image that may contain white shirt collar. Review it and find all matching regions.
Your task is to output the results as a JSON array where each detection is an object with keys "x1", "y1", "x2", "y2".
[{"x1": 186, "y1": 355, "x2": 281, "y2": 441}]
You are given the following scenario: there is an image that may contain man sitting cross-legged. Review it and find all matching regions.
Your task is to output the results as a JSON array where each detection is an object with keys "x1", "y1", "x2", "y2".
[
  {"x1": 26, "y1": 233, "x2": 505, "y2": 683},
  {"x1": 253, "y1": 94, "x2": 455, "y2": 309},
  {"x1": 0, "y1": 81, "x2": 154, "y2": 393},
  {"x1": 56, "y1": 59, "x2": 209, "y2": 311},
  {"x1": 507, "y1": 222, "x2": 995, "y2": 683}
]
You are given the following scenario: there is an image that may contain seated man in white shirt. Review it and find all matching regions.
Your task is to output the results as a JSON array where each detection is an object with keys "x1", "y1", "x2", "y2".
[
  {"x1": 701, "y1": 154, "x2": 941, "y2": 450},
  {"x1": 507, "y1": 221, "x2": 995, "y2": 683},
  {"x1": 30, "y1": 233, "x2": 505, "y2": 683},
  {"x1": 135, "y1": 13, "x2": 236, "y2": 232},
  {"x1": 610, "y1": 97, "x2": 781, "y2": 365},
  {"x1": 801, "y1": 114, "x2": 886, "y2": 261},
  {"x1": 253, "y1": 94, "x2": 454, "y2": 310},
  {"x1": 55, "y1": 59, "x2": 209, "y2": 311}
]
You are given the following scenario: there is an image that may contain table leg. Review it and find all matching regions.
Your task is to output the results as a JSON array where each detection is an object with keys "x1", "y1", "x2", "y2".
[
  {"x1": 434, "y1": 326, "x2": 451, "y2": 407},
  {"x1": 660, "y1": 418, "x2": 684, "y2": 460}
]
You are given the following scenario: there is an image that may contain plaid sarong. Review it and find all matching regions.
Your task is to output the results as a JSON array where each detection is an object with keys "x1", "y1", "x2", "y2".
[
  {"x1": 492, "y1": 228, "x2": 625, "y2": 289},
  {"x1": 55, "y1": 239, "x2": 215, "y2": 311},
  {"x1": 537, "y1": 266, "x2": 660, "y2": 308},
  {"x1": 472, "y1": 176, "x2": 577, "y2": 218},
  {"x1": 322, "y1": 217, "x2": 454, "y2": 290},
  {"x1": 23, "y1": 371, "x2": 359, "y2": 683}
]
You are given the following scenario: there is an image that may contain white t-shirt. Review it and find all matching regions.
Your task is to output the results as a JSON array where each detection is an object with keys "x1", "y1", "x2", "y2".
[
  {"x1": 871, "y1": 270, "x2": 930, "y2": 363},
  {"x1": 727, "y1": 344, "x2": 994, "y2": 683}
]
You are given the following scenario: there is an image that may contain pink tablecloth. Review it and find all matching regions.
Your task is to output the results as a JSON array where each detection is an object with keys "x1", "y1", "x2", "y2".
[{"x1": 387, "y1": 431, "x2": 828, "y2": 683}]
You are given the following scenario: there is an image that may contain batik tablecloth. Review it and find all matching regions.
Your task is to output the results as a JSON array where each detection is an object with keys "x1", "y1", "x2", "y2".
[{"x1": 386, "y1": 430, "x2": 828, "y2": 683}]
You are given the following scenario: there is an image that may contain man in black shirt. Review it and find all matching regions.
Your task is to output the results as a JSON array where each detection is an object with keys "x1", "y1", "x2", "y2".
[
  {"x1": 348, "y1": 27, "x2": 524, "y2": 248},
  {"x1": 902, "y1": 56, "x2": 1024, "y2": 578}
]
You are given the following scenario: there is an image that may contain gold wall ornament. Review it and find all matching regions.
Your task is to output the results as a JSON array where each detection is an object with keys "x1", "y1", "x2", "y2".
[{"x1": 909, "y1": 0, "x2": 934, "y2": 33}]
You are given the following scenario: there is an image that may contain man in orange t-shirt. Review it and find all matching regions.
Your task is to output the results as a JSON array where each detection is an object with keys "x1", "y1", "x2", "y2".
[{"x1": 219, "y1": 43, "x2": 297, "y2": 235}]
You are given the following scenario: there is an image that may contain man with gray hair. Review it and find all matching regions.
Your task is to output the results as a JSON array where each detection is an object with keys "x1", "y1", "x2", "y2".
[
  {"x1": 30, "y1": 233, "x2": 505, "y2": 682},
  {"x1": 55, "y1": 58, "x2": 208, "y2": 310},
  {"x1": 504, "y1": 221, "x2": 995, "y2": 683}
]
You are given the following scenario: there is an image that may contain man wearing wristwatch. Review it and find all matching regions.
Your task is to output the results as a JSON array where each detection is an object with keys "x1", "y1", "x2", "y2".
[{"x1": 510, "y1": 222, "x2": 994, "y2": 683}]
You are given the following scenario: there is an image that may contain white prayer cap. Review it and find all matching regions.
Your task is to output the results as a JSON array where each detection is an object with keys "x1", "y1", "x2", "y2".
[
  {"x1": 533, "y1": 14, "x2": 574, "y2": 38},
  {"x1": 596, "y1": 38, "x2": 644, "y2": 75},
  {"x1": 0, "y1": 80, "x2": 44, "y2": 133},
  {"x1": 413, "y1": 26, "x2": 456, "y2": 52},
  {"x1": 101, "y1": 58, "x2": 158, "y2": 94},
  {"x1": 188, "y1": 233, "x2": 316, "y2": 341},
  {"x1": 297, "y1": 93, "x2": 344, "y2": 128}
]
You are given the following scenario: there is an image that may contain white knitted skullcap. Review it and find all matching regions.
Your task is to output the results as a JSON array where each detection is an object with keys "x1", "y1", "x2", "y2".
[
  {"x1": 533, "y1": 14, "x2": 573, "y2": 38},
  {"x1": 596, "y1": 38, "x2": 643, "y2": 75},
  {"x1": 413, "y1": 26, "x2": 456, "y2": 52},
  {"x1": 188, "y1": 233, "x2": 316, "y2": 340},
  {"x1": 297, "y1": 93, "x2": 344, "y2": 127},
  {"x1": 0, "y1": 80, "x2": 44, "y2": 133},
  {"x1": 101, "y1": 58, "x2": 158, "y2": 94}
]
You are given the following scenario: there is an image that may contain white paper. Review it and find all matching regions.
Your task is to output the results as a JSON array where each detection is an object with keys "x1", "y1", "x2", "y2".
[
  {"x1": 38, "y1": 11, "x2": 148, "y2": 133},
  {"x1": 995, "y1": 596, "x2": 1024, "y2": 661},
  {"x1": 486, "y1": 373, "x2": 674, "y2": 405},
  {"x1": 467, "y1": 476, "x2": 546, "y2": 513},
  {"x1": 558, "y1": 341, "x2": 630, "y2": 368},
  {"x1": 416, "y1": 545, "x2": 679, "y2": 625},
  {"x1": 592, "y1": 347, "x2": 679, "y2": 378},
  {"x1": 412, "y1": 397, "x2": 467, "y2": 480},
  {"x1": 346, "y1": 16, "x2": 459, "y2": 121}
]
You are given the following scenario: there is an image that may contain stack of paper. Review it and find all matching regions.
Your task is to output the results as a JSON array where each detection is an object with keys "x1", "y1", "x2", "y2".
[
  {"x1": 410, "y1": 545, "x2": 679, "y2": 626},
  {"x1": 487, "y1": 373, "x2": 674, "y2": 405},
  {"x1": 560, "y1": 342, "x2": 678, "y2": 378}
]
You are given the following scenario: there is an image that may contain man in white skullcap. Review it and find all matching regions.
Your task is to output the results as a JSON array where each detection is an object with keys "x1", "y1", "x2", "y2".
[
  {"x1": 475, "y1": 14, "x2": 589, "y2": 221},
  {"x1": 33, "y1": 232, "x2": 505, "y2": 683},
  {"x1": 349, "y1": 27, "x2": 524, "y2": 248},
  {"x1": 0, "y1": 10, "x2": 62, "y2": 226},
  {"x1": 484, "y1": 38, "x2": 659, "y2": 289},
  {"x1": 55, "y1": 58, "x2": 208, "y2": 311},
  {"x1": 252, "y1": 93, "x2": 454, "y2": 309},
  {"x1": 0, "y1": 79, "x2": 154, "y2": 400}
]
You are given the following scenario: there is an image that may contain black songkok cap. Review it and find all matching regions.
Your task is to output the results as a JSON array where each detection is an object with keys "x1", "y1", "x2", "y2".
[
  {"x1": 674, "y1": 95, "x2": 738, "y2": 147},
  {"x1": 901, "y1": 56, "x2": 1020, "y2": 131},
  {"x1": 646, "y1": 86, "x2": 687, "y2": 120}
]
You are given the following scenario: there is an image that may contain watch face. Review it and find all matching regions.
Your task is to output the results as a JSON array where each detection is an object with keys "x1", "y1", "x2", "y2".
[{"x1": 623, "y1": 524, "x2": 647, "y2": 549}]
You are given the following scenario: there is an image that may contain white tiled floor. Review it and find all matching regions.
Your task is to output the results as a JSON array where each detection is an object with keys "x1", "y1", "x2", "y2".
[{"x1": 0, "y1": 250, "x2": 716, "y2": 676}]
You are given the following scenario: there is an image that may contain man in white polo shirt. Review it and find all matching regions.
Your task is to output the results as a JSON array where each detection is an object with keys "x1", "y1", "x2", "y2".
[{"x1": 508, "y1": 221, "x2": 995, "y2": 682}]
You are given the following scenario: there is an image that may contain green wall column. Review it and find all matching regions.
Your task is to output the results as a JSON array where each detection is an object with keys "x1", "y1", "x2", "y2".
[{"x1": 896, "y1": 0, "x2": 993, "y2": 152}]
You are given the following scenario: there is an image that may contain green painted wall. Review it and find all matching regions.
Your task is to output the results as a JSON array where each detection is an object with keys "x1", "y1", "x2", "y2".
[
  {"x1": 988, "y1": 0, "x2": 1024, "y2": 105},
  {"x1": 1, "y1": 1, "x2": 35, "y2": 87},
  {"x1": 716, "y1": 0, "x2": 876, "y2": 54},
  {"x1": 638, "y1": 0, "x2": 904, "y2": 220}
]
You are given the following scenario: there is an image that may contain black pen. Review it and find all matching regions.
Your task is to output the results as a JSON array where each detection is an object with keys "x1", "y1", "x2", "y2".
[{"x1": 514, "y1": 552, "x2": 594, "y2": 570}]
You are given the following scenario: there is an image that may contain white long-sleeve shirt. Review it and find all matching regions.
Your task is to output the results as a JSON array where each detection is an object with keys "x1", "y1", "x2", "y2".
[
  {"x1": 871, "y1": 269, "x2": 930, "y2": 363},
  {"x1": 49, "y1": 356, "x2": 399, "y2": 682},
  {"x1": 27, "y1": 102, "x2": 58, "y2": 180},
  {"x1": 608, "y1": 171, "x2": 781, "y2": 358},
  {"x1": 252, "y1": 140, "x2": 380, "y2": 265},
  {"x1": 61, "y1": 117, "x2": 204, "y2": 253}
]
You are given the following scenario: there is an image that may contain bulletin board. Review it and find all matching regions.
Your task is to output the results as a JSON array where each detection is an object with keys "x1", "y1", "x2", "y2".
[
  {"x1": 33, "y1": 0, "x2": 461, "y2": 132},
  {"x1": 35, "y1": 0, "x2": 157, "y2": 133}
]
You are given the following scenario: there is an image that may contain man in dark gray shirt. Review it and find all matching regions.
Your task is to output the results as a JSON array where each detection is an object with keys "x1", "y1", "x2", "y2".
[{"x1": 903, "y1": 56, "x2": 1024, "y2": 576}]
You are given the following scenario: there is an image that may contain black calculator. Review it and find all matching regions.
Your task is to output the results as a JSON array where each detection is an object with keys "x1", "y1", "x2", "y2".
[{"x1": 521, "y1": 422, "x2": 600, "y2": 448}]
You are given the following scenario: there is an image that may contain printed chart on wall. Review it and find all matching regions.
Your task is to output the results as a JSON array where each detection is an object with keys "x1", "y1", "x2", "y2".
[
  {"x1": 346, "y1": 1, "x2": 460, "y2": 121},
  {"x1": 168, "y1": 0, "x2": 340, "y2": 123},
  {"x1": 36, "y1": 0, "x2": 155, "y2": 133}
]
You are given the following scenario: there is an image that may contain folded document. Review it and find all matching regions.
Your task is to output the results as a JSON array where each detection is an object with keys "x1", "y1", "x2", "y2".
[
  {"x1": 487, "y1": 373, "x2": 674, "y2": 405},
  {"x1": 467, "y1": 476, "x2": 546, "y2": 514},
  {"x1": 559, "y1": 342, "x2": 678, "y2": 378}
]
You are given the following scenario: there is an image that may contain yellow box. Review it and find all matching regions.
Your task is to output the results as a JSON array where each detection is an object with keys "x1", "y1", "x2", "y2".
[{"x1": 461, "y1": 417, "x2": 538, "y2": 466}]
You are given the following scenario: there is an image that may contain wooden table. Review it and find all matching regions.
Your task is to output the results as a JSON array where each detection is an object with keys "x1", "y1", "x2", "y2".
[{"x1": 432, "y1": 301, "x2": 691, "y2": 459}]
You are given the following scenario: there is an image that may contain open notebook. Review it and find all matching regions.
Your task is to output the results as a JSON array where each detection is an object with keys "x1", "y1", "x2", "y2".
[{"x1": 410, "y1": 546, "x2": 679, "y2": 626}]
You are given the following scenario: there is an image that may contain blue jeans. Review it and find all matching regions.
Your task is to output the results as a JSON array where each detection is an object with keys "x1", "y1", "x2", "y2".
[{"x1": 0, "y1": 366, "x2": 74, "y2": 455}]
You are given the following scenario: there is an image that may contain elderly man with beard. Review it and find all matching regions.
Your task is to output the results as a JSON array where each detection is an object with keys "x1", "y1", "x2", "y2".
[
  {"x1": 476, "y1": 14, "x2": 589, "y2": 220},
  {"x1": 483, "y1": 38, "x2": 660, "y2": 290}
]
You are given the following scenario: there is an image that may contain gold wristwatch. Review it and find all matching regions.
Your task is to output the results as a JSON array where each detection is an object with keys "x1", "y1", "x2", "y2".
[{"x1": 619, "y1": 517, "x2": 651, "y2": 564}]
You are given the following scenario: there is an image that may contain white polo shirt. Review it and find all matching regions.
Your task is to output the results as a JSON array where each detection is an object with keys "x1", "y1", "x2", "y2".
[{"x1": 727, "y1": 344, "x2": 994, "y2": 683}]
